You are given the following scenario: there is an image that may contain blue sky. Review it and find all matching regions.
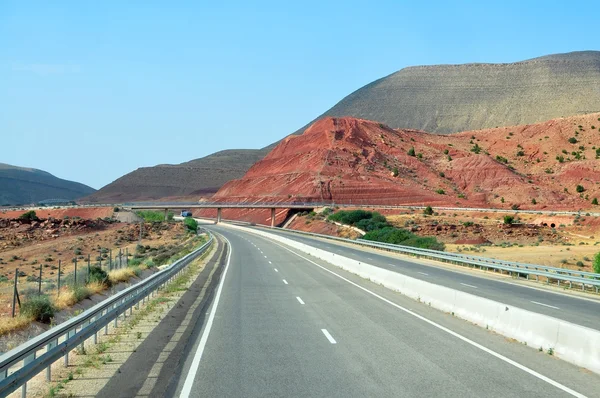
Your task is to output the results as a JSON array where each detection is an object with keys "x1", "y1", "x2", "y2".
[{"x1": 0, "y1": 1, "x2": 597, "y2": 189}]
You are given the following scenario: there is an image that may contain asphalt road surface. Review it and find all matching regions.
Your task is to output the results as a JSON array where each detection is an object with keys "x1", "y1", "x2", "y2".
[
  {"x1": 166, "y1": 225, "x2": 600, "y2": 398},
  {"x1": 252, "y1": 226, "x2": 600, "y2": 331}
]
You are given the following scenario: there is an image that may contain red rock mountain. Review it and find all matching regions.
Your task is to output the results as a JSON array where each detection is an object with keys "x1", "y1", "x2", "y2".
[{"x1": 211, "y1": 113, "x2": 600, "y2": 212}]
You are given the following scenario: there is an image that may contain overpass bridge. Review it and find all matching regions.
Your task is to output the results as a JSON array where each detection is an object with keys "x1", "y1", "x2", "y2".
[
  {"x1": 122, "y1": 201, "x2": 598, "y2": 226},
  {"x1": 123, "y1": 202, "x2": 322, "y2": 226}
]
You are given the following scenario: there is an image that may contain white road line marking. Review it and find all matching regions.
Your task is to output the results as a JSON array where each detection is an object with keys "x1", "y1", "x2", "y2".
[
  {"x1": 264, "y1": 255, "x2": 267, "y2": 258},
  {"x1": 460, "y1": 282, "x2": 478, "y2": 289},
  {"x1": 321, "y1": 329, "x2": 337, "y2": 344},
  {"x1": 296, "y1": 297, "x2": 305, "y2": 305},
  {"x1": 282, "y1": 279, "x2": 288, "y2": 285},
  {"x1": 388, "y1": 263, "x2": 396, "y2": 267},
  {"x1": 367, "y1": 257, "x2": 373, "y2": 260},
  {"x1": 531, "y1": 301, "x2": 560, "y2": 310},
  {"x1": 418, "y1": 272, "x2": 429, "y2": 276},
  {"x1": 180, "y1": 235, "x2": 233, "y2": 398},
  {"x1": 268, "y1": 261, "x2": 272, "y2": 264},
  {"x1": 274, "y1": 268, "x2": 278, "y2": 272},
  {"x1": 271, "y1": 241, "x2": 586, "y2": 398}
]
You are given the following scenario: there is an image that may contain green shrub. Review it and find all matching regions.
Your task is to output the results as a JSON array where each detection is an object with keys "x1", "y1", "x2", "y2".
[
  {"x1": 392, "y1": 167, "x2": 399, "y2": 177},
  {"x1": 136, "y1": 211, "x2": 166, "y2": 222},
  {"x1": 19, "y1": 210, "x2": 38, "y2": 221},
  {"x1": 363, "y1": 227, "x2": 444, "y2": 251},
  {"x1": 568, "y1": 137, "x2": 578, "y2": 144},
  {"x1": 531, "y1": 198, "x2": 537, "y2": 205},
  {"x1": 576, "y1": 185, "x2": 585, "y2": 193},
  {"x1": 471, "y1": 144, "x2": 481, "y2": 154},
  {"x1": 594, "y1": 252, "x2": 600, "y2": 274},
  {"x1": 423, "y1": 206, "x2": 434, "y2": 216},
  {"x1": 72, "y1": 286, "x2": 92, "y2": 302},
  {"x1": 503, "y1": 215, "x2": 515, "y2": 225},
  {"x1": 592, "y1": 198, "x2": 598, "y2": 205},
  {"x1": 88, "y1": 266, "x2": 110, "y2": 286},
  {"x1": 184, "y1": 217, "x2": 198, "y2": 232},
  {"x1": 407, "y1": 147, "x2": 416, "y2": 157},
  {"x1": 435, "y1": 189, "x2": 445, "y2": 195},
  {"x1": 21, "y1": 294, "x2": 55, "y2": 323}
]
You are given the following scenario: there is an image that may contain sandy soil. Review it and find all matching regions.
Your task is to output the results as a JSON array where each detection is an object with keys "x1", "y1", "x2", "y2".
[{"x1": 0, "y1": 206, "x2": 114, "y2": 220}]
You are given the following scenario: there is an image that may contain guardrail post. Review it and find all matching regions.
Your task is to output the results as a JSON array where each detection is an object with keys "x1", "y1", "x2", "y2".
[
  {"x1": 74, "y1": 258, "x2": 78, "y2": 286},
  {"x1": 46, "y1": 339, "x2": 57, "y2": 381},
  {"x1": 38, "y1": 264, "x2": 43, "y2": 294},
  {"x1": 109, "y1": 249, "x2": 112, "y2": 270}
]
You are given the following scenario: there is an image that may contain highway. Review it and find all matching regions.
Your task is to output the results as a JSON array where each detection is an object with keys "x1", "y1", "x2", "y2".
[
  {"x1": 253, "y1": 226, "x2": 600, "y2": 331},
  {"x1": 164, "y1": 225, "x2": 600, "y2": 397}
]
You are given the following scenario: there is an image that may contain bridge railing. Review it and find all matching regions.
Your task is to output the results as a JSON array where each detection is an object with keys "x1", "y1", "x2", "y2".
[{"x1": 0, "y1": 234, "x2": 214, "y2": 397}]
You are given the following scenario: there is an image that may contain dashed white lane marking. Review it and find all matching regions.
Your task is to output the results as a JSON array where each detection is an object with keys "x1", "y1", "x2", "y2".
[
  {"x1": 282, "y1": 279, "x2": 288, "y2": 285},
  {"x1": 270, "y1": 242, "x2": 585, "y2": 398},
  {"x1": 296, "y1": 297, "x2": 305, "y2": 305},
  {"x1": 388, "y1": 263, "x2": 396, "y2": 267},
  {"x1": 460, "y1": 282, "x2": 478, "y2": 289},
  {"x1": 274, "y1": 268, "x2": 278, "y2": 272},
  {"x1": 321, "y1": 329, "x2": 337, "y2": 344},
  {"x1": 418, "y1": 272, "x2": 429, "y2": 276},
  {"x1": 531, "y1": 301, "x2": 560, "y2": 310},
  {"x1": 268, "y1": 261, "x2": 272, "y2": 264},
  {"x1": 264, "y1": 255, "x2": 268, "y2": 258}
]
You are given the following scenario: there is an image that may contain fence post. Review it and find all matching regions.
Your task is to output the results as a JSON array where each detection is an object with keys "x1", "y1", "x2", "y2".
[
  {"x1": 126, "y1": 248, "x2": 129, "y2": 266},
  {"x1": 12, "y1": 268, "x2": 19, "y2": 318},
  {"x1": 57, "y1": 260, "x2": 62, "y2": 296},
  {"x1": 109, "y1": 249, "x2": 112, "y2": 270},
  {"x1": 119, "y1": 248, "x2": 122, "y2": 269},
  {"x1": 74, "y1": 258, "x2": 78, "y2": 287},
  {"x1": 38, "y1": 264, "x2": 43, "y2": 294},
  {"x1": 87, "y1": 254, "x2": 91, "y2": 282}
]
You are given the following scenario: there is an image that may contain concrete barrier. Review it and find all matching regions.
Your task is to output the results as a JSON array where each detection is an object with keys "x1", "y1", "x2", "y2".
[{"x1": 223, "y1": 223, "x2": 600, "y2": 374}]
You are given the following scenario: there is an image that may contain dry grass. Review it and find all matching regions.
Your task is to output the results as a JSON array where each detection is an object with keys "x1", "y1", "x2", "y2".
[
  {"x1": 0, "y1": 315, "x2": 33, "y2": 336},
  {"x1": 108, "y1": 268, "x2": 138, "y2": 284}
]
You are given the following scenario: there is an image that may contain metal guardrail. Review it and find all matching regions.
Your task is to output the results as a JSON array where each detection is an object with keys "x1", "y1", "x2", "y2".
[
  {"x1": 0, "y1": 234, "x2": 214, "y2": 397},
  {"x1": 250, "y1": 226, "x2": 600, "y2": 293}
]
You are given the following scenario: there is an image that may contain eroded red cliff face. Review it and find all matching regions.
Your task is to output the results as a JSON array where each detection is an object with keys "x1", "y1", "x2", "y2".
[{"x1": 201, "y1": 113, "x2": 600, "y2": 224}]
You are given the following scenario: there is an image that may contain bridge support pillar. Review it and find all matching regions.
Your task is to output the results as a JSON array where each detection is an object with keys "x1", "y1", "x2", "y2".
[
  {"x1": 217, "y1": 208, "x2": 222, "y2": 223},
  {"x1": 270, "y1": 208, "x2": 276, "y2": 227},
  {"x1": 164, "y1": 208, "x2": 169, "y2": 221}
]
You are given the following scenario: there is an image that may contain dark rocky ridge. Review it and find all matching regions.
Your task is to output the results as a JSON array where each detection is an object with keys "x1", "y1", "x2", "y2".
[{"x1": 0, "y1": 163, "x2": 95, "y2": 205}]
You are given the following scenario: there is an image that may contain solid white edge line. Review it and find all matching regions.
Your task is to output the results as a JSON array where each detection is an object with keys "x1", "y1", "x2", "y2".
[
  {"x1": 321, "y1": 328, "x2": 337, "y2": 344},
  {"x1": 418, "y1": 272, "x2": 429, "y2": 276},
  {"x1": 269, "y1": 240, "x2": 586, "y2": 398},
  {"x1": 179, "y1": 235, "x2": 233, "y2": 398},
  {"x1": 296, "y1": 296, "x2": 305, "y2": 305},
  {"x1": 531, "y1": 301, "x2": 560, "y2": 310},
  {"x1": 282, "y1": 279, "x2": 288, "y2": 285}
]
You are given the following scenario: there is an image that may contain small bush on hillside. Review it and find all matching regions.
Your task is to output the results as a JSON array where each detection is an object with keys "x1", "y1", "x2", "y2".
[
  {"x1": 88, "y1": 266, "x2": 110, "y2": 286},
  {"x1": 392, "y1": 167, "x2": 399, "y2": 177},
  {"x1": 184, "y1": 217, "x2": 198, "y2": 232},
  {"x1": 423, "y1": 206, "x2": 434, "y2": 216},
  {"x1": 363, "y1": 227, "x2": 444, "y2": 251},
  {"x1": 21, "y1": 294, "x2": 55, "y2": 323},
  {"x1": 576, "y1": 185, "x2": 585, "y2": 193},
  {"x1": 568, "y1": 137, "x2": 578, "y2": 144},
  {"x1": 436, "y1": 189, "x2": 445, "y2": 195},
  {"x1": 19, "y1": 210, "x2": 38, "y2": 221},
  {"x1": 592, "y1": 198, "x2": 599, "y2": 205},
  {"x1": 504, "y1": 215, "x2": 515, "y2": 225},
  {"x1": 407, "y1": 147, "x2": 416, "y2": 157}
]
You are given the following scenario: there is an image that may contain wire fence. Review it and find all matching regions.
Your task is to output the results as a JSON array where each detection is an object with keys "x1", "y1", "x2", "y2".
[{"x1": 9, "y1": 248, "x2": 132, "y2": 318}]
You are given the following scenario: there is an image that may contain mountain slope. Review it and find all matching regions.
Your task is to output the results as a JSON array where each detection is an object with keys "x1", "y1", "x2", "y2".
[
  {"x1": 83, "y1": 149, "x2": 268, "y2": 203},
  {"x1": 295, "y1": 51, "x2": 600, "y2": 135},
  {"x1": 88, "y1": 51, "x2": 600, "y2": 202},
  {"x1": 212, "y1": 113, "x2": 600, "y2": 211},
  {"x1": 0, "y1": 163, "x2": 96, "y2": 205}
]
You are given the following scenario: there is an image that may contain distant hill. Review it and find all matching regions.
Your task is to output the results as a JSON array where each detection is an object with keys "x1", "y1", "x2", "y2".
[
  {"x1": 294, "y1": 51, "x2": 600, "y2": 135},
  {"x1": 89, "y1": 51, "x2": 600, "y2": 202},
  {"x1": 0, "y1": 163, "x2": 96, "y2": 205},
  {"x1": 83, "y1": 149, "x2": 268, "y2": 203}
]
